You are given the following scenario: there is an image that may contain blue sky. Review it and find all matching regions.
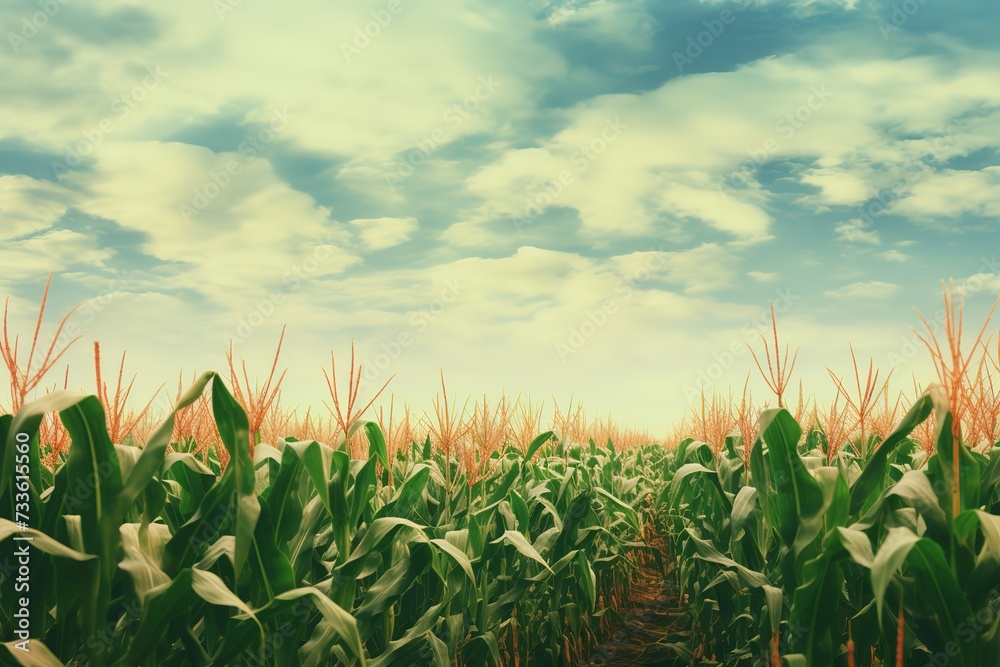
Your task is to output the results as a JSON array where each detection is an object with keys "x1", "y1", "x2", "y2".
[{"x1": 1, "y1": 0, "x2": 998, "y2": 433}]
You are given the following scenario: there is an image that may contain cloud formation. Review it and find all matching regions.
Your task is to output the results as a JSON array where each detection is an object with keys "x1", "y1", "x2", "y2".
[{"x1": 1, "y1": 0, "x2": 998, "y2": 431}]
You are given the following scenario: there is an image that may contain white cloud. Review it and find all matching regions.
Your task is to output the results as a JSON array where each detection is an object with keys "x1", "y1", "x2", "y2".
[
  {"x1": 701, "y1": 0, "x2": 860, "y2": 13},
  {"x1": 659, "y1": 184, "x2": 772, "y2": 241},
  {"x1": 835, "y1": 219, "x2": 880, "y2": 245},
  {"x1": 439, "y1": 219, "x2": 509, "y2": 248},
  {"x1": 956, "y1": 272, "x2": 1000, "y2": 297},
  {"x1": 879, "y1": 250, "x2": 910, "y2": 262},
  {"x1": 0, "y1": 230, "x2": 113, "y2": 282},
  {"x1": 610, "y1": 243, "x2": 742, "y2": 294},
  {"x1": 459, "y1": 46, "x2": 1000, "y2": 246},
  {"x1": 0, "y1": 2, "x2": 565, "y2": 174},
  {"x1": 544, "y1": 1, "x2": 659, "y2": 49},
  {"x1": 825, "y1": 281, "x2": 901, "y2": 300},
  {"x1": 1, "y1": 1, "x2": 997, "y2": 432},
  {"x1": 890, "y1": 167, "x2": 1000, "y2": 220},
  {"x1": 350, "y1": 217, "x2": 419, "y2": 251},
  {"x1": 0, "y1": 176, "x2": 69, "y2": 241},
  {"x1": 62, "y1": 141, "x2": 360, "y2": 308},
  {"x1": 800, "y1": 166, "x2": 873, "y2": 207}
]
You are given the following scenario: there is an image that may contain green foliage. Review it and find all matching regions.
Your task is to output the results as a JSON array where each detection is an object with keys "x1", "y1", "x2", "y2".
[
  {"x1": 6, "y1": 371, "x2": 998, "y2": 666},
  {"x1": 0, "y1": 375, "x2": 657, "y2": 666},
  {"x1": 656, "y1": 388, "x2": 1000, "y2": 666}
]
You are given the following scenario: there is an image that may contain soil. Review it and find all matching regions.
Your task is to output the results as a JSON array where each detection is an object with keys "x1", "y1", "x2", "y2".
[{"x1": 588, "y1": 532, "x2": 689, "y2": 666}]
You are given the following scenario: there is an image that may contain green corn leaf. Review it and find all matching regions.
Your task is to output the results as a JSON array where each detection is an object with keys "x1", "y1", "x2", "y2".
[
  {"x1": 123, "y1": 567, "x2": 263, "y2": 666},
  {"x1": 849, "y1": 391, "x2": 935, "y2": 515},
  {"x1": 118, "y1": 522, "x2": 171, "y2": 604},
  {"x1": 491, "y1": 530, "x2": 553, "y2": 573},
  {"x1": 667, "y1": 463, "x2": 732, "y2": 514},
  {"x1": 683, "y1": 527, "x2": 771, "y2": 589},
  {"x1": 523, "y1": 431, "x2": 554, "y2": 463},
  {"x1": 758, "y1": 409, "x2": 823, "y2": 556},
  {"x1": 787, "y1": 530, "x2": 847, "y2": 666},
  {"x1": 271, "y1": 587, "x2": 365, "y2": 667},
  {"x1": 363, "y1": 421, "x2": 390, "y2": 474},
  {"x1": 594, "y1": 487, "x2": 641, "y2": 534},
  {"x1": 210, "y1": 374, "x2": 260, "y2": 577},
  {"x1": 2, "y1": 640, "x2": 64, "y2": 666},
  {"x1": 934, "y1": 410, "x2": 981, "y2": 518},
  {"x1": 901, "y1": 540, "x2": 976, "y2": 666},
  {"x1": 952, "y1": 510, "x2": 1000, "y2": 610},
  {"x1": 376, "y1": 463, "x2": 430, "y2": 522}
]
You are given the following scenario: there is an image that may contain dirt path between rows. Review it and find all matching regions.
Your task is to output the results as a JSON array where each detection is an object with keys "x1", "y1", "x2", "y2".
[{"x1": 588, "y1": 531, "x2": 689, "y2": 666}]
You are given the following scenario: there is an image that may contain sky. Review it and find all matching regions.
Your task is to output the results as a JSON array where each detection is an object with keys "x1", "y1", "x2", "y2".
[{"x1": 1, "y1": 0, "x2": 999, "y2": 435}]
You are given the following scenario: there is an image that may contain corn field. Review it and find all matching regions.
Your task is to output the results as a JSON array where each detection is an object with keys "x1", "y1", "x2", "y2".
[
  {"x1": 1, "y1": 369, "x2": 667, "y2": 666},
  {"x1": 1, "y1": 283, "x2": 999, "y2": 666}
]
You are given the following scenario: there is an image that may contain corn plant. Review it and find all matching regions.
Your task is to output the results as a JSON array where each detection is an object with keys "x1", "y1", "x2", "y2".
[
  {"x1": 655, "y1": 288, "x2": 1000, "y2": 665},
  {"x1": 0, "y1": 372, "x2": 653, "y2": 666}
]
